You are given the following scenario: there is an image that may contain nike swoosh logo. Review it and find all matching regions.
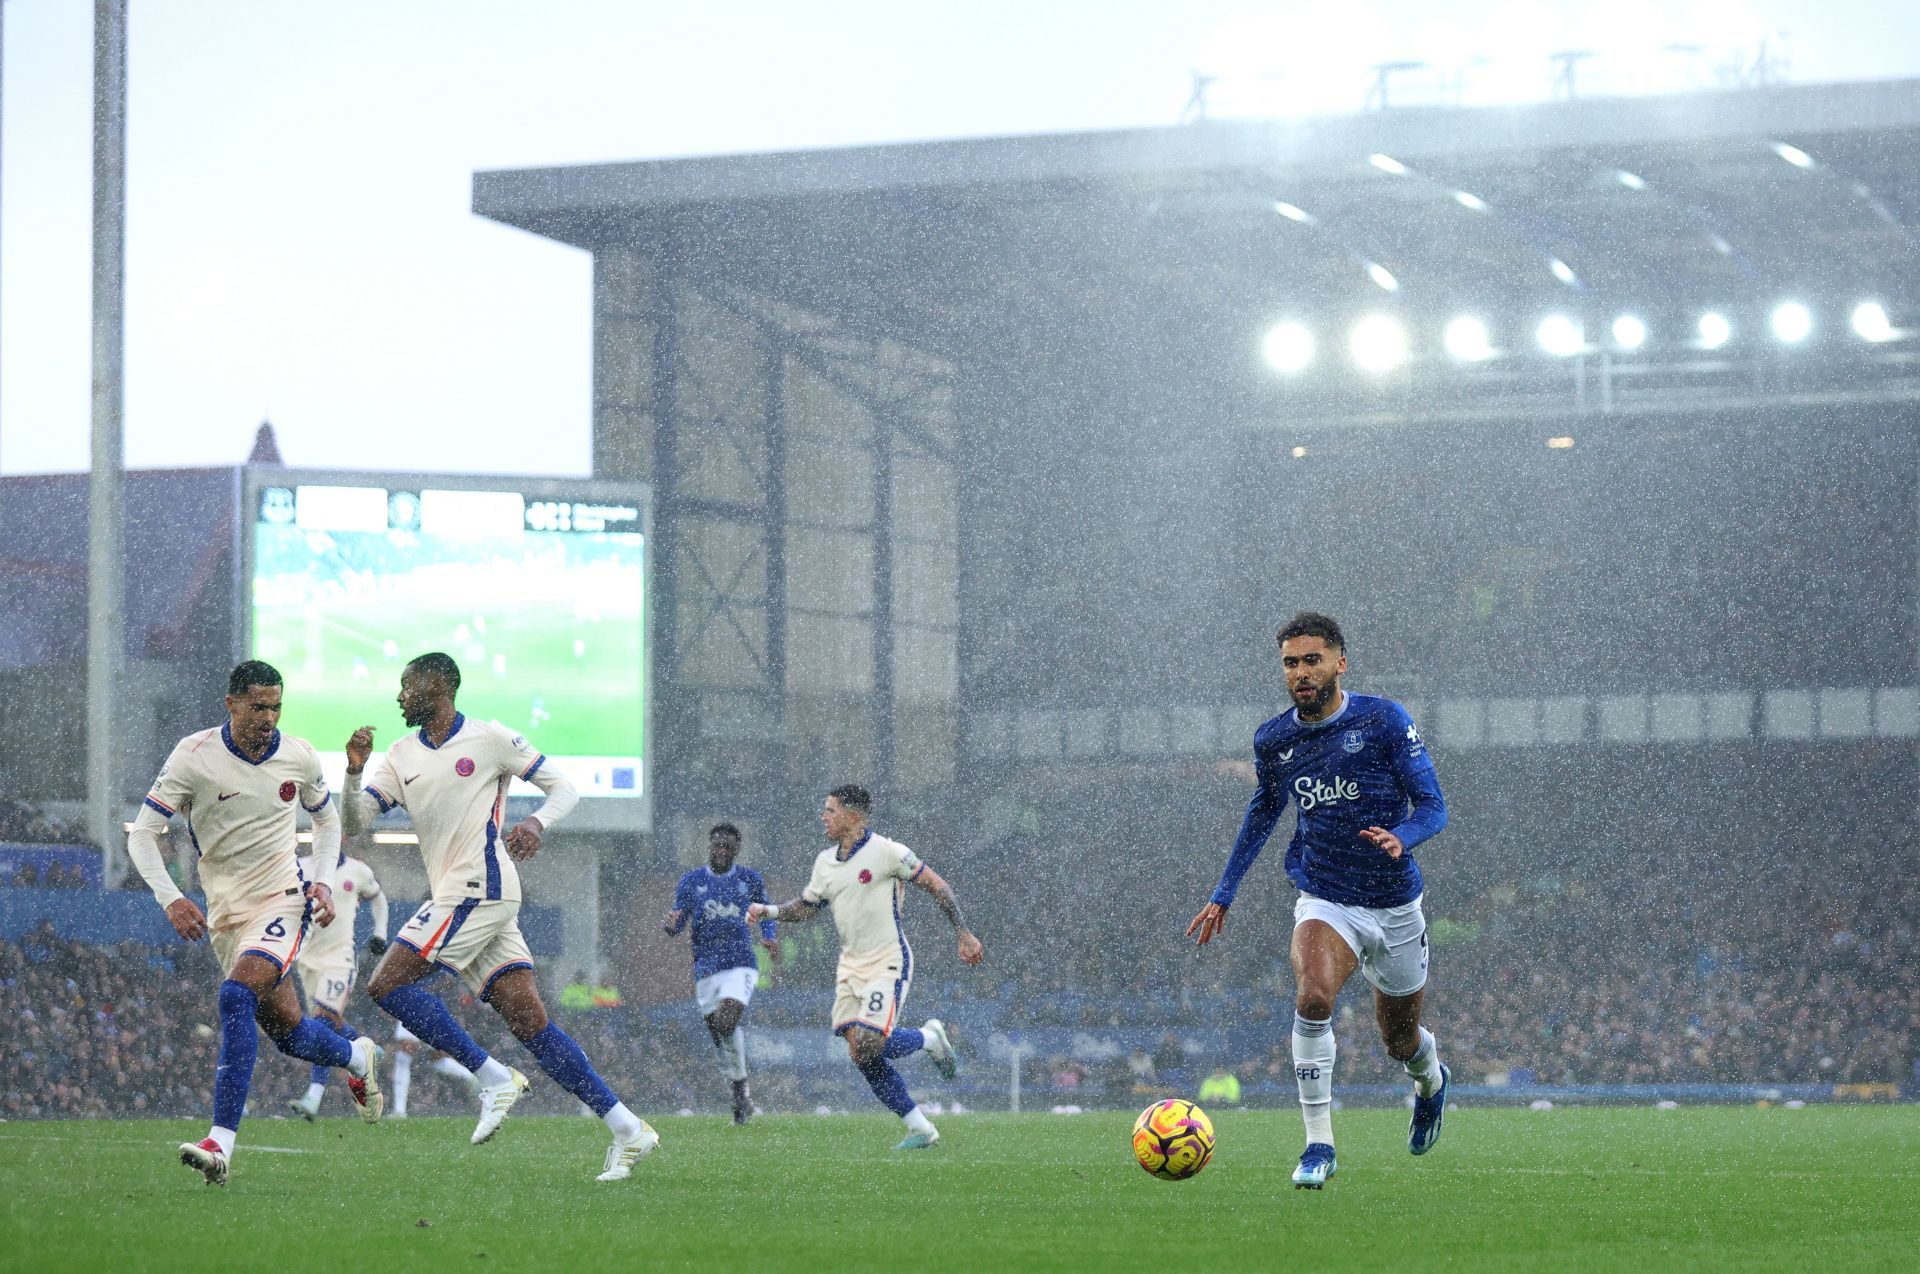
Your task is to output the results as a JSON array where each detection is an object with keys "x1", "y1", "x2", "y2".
[
  {"x1": 404, "y1": 774, "x2": 421, "y2": 784},
  {"x1": 217, "y1": 792, "x2": 240, "y2": 801}
]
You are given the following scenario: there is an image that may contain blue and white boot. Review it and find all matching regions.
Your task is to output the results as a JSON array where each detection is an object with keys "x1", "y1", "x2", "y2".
[
  {"x1": 1292, "y1": 1142, "x2": 1337, "y2": 1189},
  {"x1": 1408, "y1": 1063, "x2": 1450, "y2": 1155}
]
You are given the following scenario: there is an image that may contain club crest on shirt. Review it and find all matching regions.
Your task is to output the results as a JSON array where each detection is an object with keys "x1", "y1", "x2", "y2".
[
  {"x1": 278, "y1": 780, "x2": 297, "y2": 802},
  {"x1": 455, "y1": 757, "x2": 476, "y2": 777},
  {"x1": 858, "y1": 869, "x2": 873, "y2": 884},
  {"x1": 1342, "y1": 730, "x2": 1366, "y2": 753}
]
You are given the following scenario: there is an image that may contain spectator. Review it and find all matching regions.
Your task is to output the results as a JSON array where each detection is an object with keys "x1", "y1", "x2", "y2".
[{"x1": 1198, "y1": 1063, "x2": 1242, "y2": 1108}]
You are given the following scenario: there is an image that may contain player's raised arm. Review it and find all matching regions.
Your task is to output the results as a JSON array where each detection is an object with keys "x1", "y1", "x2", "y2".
[
  {"x1": 1190, "y1": 735, "x2": 1292, "y2": 946},
  {"x1": 909, "y1": 863, "x2": 984, "y2": 965},
  {"x1": 338, "y1": 726, "x2": 396, "y2": 836}
]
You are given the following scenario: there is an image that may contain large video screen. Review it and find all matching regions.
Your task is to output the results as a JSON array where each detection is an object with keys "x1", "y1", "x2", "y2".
[{"x1": 245, "y1": 472, "x2": 648, "y2": 812}]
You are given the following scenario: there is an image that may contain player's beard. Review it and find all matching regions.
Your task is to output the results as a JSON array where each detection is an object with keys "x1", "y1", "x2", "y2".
[{"x1": 1294, "y1": 681, "x2": 1336, "y2": 717}]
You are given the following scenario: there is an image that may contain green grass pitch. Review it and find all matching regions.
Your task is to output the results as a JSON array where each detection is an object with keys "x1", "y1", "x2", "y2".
[{"x1": 2, "y1": 1107, "x2": 1915, "y2": 1272}]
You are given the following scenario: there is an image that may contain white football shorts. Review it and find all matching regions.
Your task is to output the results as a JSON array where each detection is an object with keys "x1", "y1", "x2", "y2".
[
  {"x1": 832, "y1": 950, "x2": 911, "y2": 1037},
  {"x1": 395, "y1": 897, "x2": 534, "y2": 999},
  {"x1": 296, "y1": 954, "x2": 357, "y2": 1016},
  {"x1": 210, "y1": 890, "x2": 310, "y2": 981},
  {"x1": 1293, "y1": 891, "x2": 1429, "y2": 997},
  {"x1": 694, "y1": 965, "x2": 760, "y2": 1015}
]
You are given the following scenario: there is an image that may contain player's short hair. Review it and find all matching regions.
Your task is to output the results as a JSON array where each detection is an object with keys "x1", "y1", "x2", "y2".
[
  {"x1": 405, "y1": 651, "x2": 462, "y2": 692},
  {"x1": 227, "y1": 660, "x2": 283, "y2": 696},
  {"x1": 828, "y1": 784, "x2": 872, "y2": 814},
  {"x1": 709, "y1": 822, "x2": 741, "y2": 844},
  {"x1": 1276, "y1": 611, "x2": 1345, "y2": 651}
]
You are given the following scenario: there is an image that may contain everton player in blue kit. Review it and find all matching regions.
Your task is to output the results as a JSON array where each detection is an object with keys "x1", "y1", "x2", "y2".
[
  {"x1": 664, "y1": 823, "x2": 780, "y2": 1123},
  {"x1": 1188, "y1": 612, "x2": 1449, "y2": 1189}
]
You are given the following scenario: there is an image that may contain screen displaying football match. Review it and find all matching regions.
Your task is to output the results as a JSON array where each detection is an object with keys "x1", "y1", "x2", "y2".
[{"x1": 246, "y1": 473, "x2": 647, "y2": 807}]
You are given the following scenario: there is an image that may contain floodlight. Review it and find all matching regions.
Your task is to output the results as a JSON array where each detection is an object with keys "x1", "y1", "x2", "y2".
[
  {"x1": 1697, "y1": 311, "x2": 1732, "y2": 350},
  {"x1": 1611, "y1": 315, "x2": 1647, "y2": 350},
  {"x1": 1536, "y1": 315, "x2": 1585, "y2": 357},
  {"x1": 1770, "y1": 301, "x2": 1812, "y2": 344},
  {"x1": 1771, "y1": 141, "x2": 1815, "y2": 169},
  {"x1": 1850, "y1": 301, "x2": 1894, "y2": 342},
  {"x1": 1453, "y1": 190, "x2": 1488, "y2": 211},
  {"x1": 1549, "y1": 258, "x2": 1579, "y2": 286},
  {"x1": 1262, "y1": 321, "x2": 1315, "y2": 374},
  {"x1": 1366, "y1": 263, "x2": 1400, "y2": 292},
  {"x1": 1349, "y1": 314, "x2": 1408, "y2": 373},
  {"x1": 1443, "y1": 316, "x2": 1494, "y2": 362},
  {"x1": 1369, "y1": 153, "x2": 1408, "y2": 175}
]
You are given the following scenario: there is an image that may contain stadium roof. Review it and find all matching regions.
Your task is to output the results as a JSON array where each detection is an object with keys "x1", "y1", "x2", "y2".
[{"x1": 474, "y1": 79, "x2": 1920, "y2": 364}]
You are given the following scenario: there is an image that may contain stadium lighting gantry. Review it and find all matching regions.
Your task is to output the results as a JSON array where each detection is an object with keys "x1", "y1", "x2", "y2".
[
  {"x1": 1536, "y1": 314, "x2": 1585, "y2": 357},
  {"x1": 1770, "y1": 301, "x2": 1813, "y2": 344},
  {"x1": 1697, "y1": 311, "x2": 1733, "y2": 350},
  {"x1": 1850, "y1": 301, "x2": 1895, "y2": 342},
  {"x1": 1262, "y1": 321, "x2": 1315, "y2": 374},
  {"x1": 1349, "y1": 314, "x2": 1408, "y2": 373},
  {"x1": 1443, "y1": 316, "x2": 1494, "y2": 362},
  {"x1": 1611, "y1": 315, "x2": 1648, "y2": 350}
]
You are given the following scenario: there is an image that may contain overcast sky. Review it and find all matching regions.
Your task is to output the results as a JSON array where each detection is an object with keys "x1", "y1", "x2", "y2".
[{"x1": 4, "y1": 0, "x2": 1918, "y2": 476}]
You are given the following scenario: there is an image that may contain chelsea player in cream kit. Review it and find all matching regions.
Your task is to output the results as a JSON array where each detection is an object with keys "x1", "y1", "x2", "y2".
[
  {"x1": 341, "y1": 652, "x2": 659, "y2": 1181},
  {"x1": 125, "y1": 661, "x2": 384, "y2": 1186},
  {"x1": 1189, "y1": 613, "x2": 1450, "y2": 1189},
  {"x1": 749, "y1": 784, "x2": 983, "y2": 1149},
  {"x1": 287, "y1": 846, "x2": 389, "y2": 1119}
]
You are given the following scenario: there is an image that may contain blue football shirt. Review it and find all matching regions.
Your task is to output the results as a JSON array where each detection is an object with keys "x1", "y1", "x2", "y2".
[
  {"x1": 669, "y1": 865, "x2": 776, "y2": 979},
  {"x1": 1210, "y1": 692, "x2": 1447, "y2": 909}
]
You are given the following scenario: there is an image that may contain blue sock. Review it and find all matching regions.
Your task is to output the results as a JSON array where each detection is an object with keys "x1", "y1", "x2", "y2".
[
  {"x1": 376, "y1": 984, "x2": 489, "y2": 1073},
  {"x1": 883, "y1": 1027, "x2": 925, "y2": 1058},
  {"x1": 270, "y1": 1016, "x2": 353, "y2": 1069},
  {"x1": 855, "y1": 1055, "x2": 916, "y2": 1116},
  {"x1": 308, "y1": 1022, "x2": 357, "y2": 1086},
  {"x1": 213, "y1": 980, "x2": 260, "y2": 1130},
  {"x1": 521, "y1": 1023, "x2": 618, "y2": 1117}
]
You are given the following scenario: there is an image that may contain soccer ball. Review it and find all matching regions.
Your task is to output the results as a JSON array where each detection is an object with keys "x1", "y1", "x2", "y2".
[{"x1": 1131, "y1": 1098, "x2": 1215, "y2": 1180}]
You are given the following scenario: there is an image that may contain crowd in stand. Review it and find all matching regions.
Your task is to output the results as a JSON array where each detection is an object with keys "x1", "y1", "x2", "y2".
[{"x1": 0, "y1": 799, "x2": 90, "y2": 849}]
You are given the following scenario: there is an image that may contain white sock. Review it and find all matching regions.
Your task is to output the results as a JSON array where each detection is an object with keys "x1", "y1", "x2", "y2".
[
  {"x1": 603, "y1": 1101, "x2": 643, "y2": 1138},
  {"x1": 304, "y1": 1081, "x2": 326, "y2": 1105},
  {"x1": 475, "y1": 1056, "x2": 514, "y2": 1087},
  {"x1": 1404, "y1": 1027, "x2": 1444, "y2": 1098},
  {"x1": 391, "y1": 1050, "x2": 412, "y2": 1115},
  {"x1": 433, "y1": 1056, "x2": 471, "y2": 1081},
  {"x1": 728, "y1": 1028, "x2": 748, "y2": 1082},
  {"x1": 208, "y1": 1125, "x2": 237, "y2": 1155},
  {"x1": 903, "y1": 1106, "x2": 935, "y2": 1136},
  {"x1": 1293, "y1": 1012, "x2": 1336, "y2": 1147},
  {"x1": 344, "y1": 1040, "x2": 369, "y2": 1079}
]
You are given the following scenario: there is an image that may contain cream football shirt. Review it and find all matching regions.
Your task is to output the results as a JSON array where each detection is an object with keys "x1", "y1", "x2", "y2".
[
  {"x1": 354, "y1": 714, "x2": 563, "y2": 904},
  {"x1": 140, "y1": 725, "x2": 331, "y2": 930},
  {"x1": 802, "y1": 831, "x2": 924, "y2": 963}
]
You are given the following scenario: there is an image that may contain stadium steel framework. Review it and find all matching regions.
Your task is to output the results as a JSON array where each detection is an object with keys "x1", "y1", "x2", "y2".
[{"x1": 473, "y1": 78, "x2": 1920, "y2": 853}]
